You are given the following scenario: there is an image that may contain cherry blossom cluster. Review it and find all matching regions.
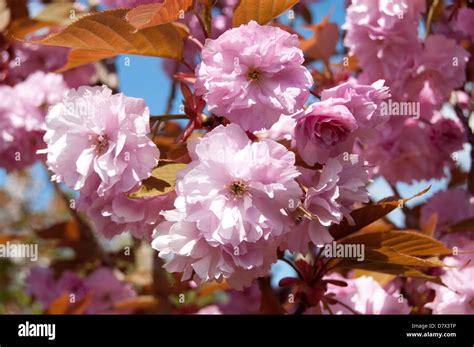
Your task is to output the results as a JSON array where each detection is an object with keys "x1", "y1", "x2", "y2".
[{"x1": 3, "y1": 0, "x2": 474, "y2": 315}]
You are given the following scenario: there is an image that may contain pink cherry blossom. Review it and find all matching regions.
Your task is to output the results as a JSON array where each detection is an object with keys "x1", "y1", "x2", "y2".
[
  {"x1": 196, "y1": 305, "x2": 223, "y2": 314},
  {"x1": 420, "y1": 188, "x2": 474, "y2": 245},
  {"x1": 344, "y1": 0, "x2": 425, "y2": 84},
  {"x1": 428, "y1": 115, "x2": 465, "y2": 157},
  {"x1": 0, "y1": 72, "x2": 67, "y2": 172},
  {"x1": 26, "y1": 266, "x2": 136, "y2": 314},
  {"x1": 9, "y1": 43, "x2": 95, "y2": 88},
  {"x1": 426, "y1": 240, "x2": 474, "y2": 314},
  {"x1": 324, "y1": 274, "x2": 410, "y2": 314},
  {"x1": 217, "y1": 281, "x2": 261, "y2": 314},
  {"x1": 15, "y1": 71, "x2": 68, "y2": 108},
  {"x1": 254, "y1": 115, "x2": 296, "y2": 141},
  {"x1": 390, "y1": 35, "x2": 469, "y2": 118},
  {"x1": 364, "y1": 118, "x2": 459, "y2": 184},
  {"x1": 285, "y1": 155, "x2": 369, "y2": 253},
  {"x1": 152, "y1": 124, "x2": 302, "y2": 289},
  {"x1": 0, "y1": 86, "x2": 43, "y2": 172},
  {"x1": 78, "y1": 190, "x2": 175, "y2": 240},
  {"x1": 195, "y1": 21, "x2": 313, "y2": 132},
  {"x1": 84, "y1": 267, "x2": 137, "y2": 314},
  {"x1": 26, "y1": 267, "x2": 62, "y2": 307},
  {"x1": 453, "y1": 7, "x2": 474, "y2": 40},
  {"x1": 41, "y1": 86, "x2": 159, "y2": 197},
  {"x1": 294, "y1": 99, "x2": 357, "y2": 165},
  {"x1": 320, "y1": 79, "x2": 391, "y2": 136}
]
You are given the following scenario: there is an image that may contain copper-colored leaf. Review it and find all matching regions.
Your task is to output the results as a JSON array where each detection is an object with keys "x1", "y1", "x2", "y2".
[
  {"x1": 359, "y1": 218, "x2": 394, "y2": 233},
  {"x1": 258, "y1": 277, "x2": 285, "y2": 314},
  {"x1": 362, "y1": 247, "x2": 447, "y2": 268},
  {"x1": 126, "y1": 0, "x2": 194, "y2": 30},
  {"x1": 232, "y1": 0, "x2": 299, "y2": 27},
  {"x1": 56, "y1": 48, "x2": 116, "y2": 72},
  {"x1": 28, "y1": 9, "x2": 187, "y2": 70},
  {"x1": 353, "y1": 270, "x2": 395, "y2": 287},
  {"x1": 7, "y1": 18, "x2": 55, "y2": 39},
  {"x1": 339, "y1": 229, "x2": 452, "y2": 258},
  {"x1": 301, "y1": 17, "x2": 339, "y2": 62},
  {"x1": 330, "y1": 186, "x2": 431, "y2": 240},
  {"x1": 0, "y1": 0, "x2": 10, "y2": 31},
  {"x1": 47, "y1": 293, "x2": 71, "y2": 315},
  {"x1": 47, "y1": 292, "x2": 93, "y2": 314},
  {"x1": 36, "y1": 220, "x2": 81, "y2": 242},
  {"x1": 420, "y1": 213, "x2": 438, "y2": 237},
  {"x1": 331, "y1": 260, "x2": 445, "y2": 285},
  {"x1": 128, "y1": 162, "x2": 187, "y2": 199},
  {"x1": 64, "y1": 219, "x2": 81, "y2": 241},
  {"x1": 113, "y1": 295, "x2": 160, "y2": 311},
  {"x1": 197, "y1": 281, "x2": 230, "y2": 297},
  {"x1": 444, "y1": 217, "x2": 474, "y2": 234},
  {"x1": 0, "y1": 234, "x2": 22, "y2": 244},
  {"x1": 35, "y1": 2, "x2": 86, "y2": 25}
]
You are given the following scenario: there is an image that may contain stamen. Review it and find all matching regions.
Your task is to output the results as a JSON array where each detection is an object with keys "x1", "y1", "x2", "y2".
[{"x1": 227, "y1": 180, "x2": 248, "y2": 197}]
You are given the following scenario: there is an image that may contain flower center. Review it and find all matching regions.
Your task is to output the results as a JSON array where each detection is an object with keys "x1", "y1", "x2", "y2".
[
  {"x1": 247, "y1": 68, "x2": 261, "y2": 81},
  {"x1": 227, "y1": 180, "x2": 248, "y2": 197},
  {"x1": 469, "y1": 298, "x2": 474, "y2": 309},
  {"x1": 91, "y1": 134, "x2": 109, "y2": 156}
]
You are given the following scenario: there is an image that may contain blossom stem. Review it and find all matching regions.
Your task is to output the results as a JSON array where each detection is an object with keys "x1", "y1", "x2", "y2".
[
  {"x1": 150, "y1": 114, "x2": 189, "y2": 121},
  {"x1": 322, "y1": 299, "x2": 334, "y2": 315},
  {"x1": 425, "y1": 0, "x2": 440, "y2": 36},
  {"x1": 193, "y1": 9, "x2": 210, "y2": 39},
  {"x1": 187, "y1": 35, "x2": 204, "y2": 50},
  {"x1": 325, "y1": 296, "x2": 360, "y2": 315},
  {"x1": 453, "y1": 104, "x2": 474, "y2": 194},
  {"x1": 181, "y1": 59, "x2": 195, "y2": 72},
  {"x1": 280, "y1": 256, "x2": 304, "y2": 280},
  {"x1": 309, "y1": 89, "x2": 321, "y2": 99}
]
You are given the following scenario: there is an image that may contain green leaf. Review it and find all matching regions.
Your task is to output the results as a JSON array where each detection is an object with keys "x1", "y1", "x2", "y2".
[{"x1": 128, "y1": 162, "x2": 187, "y2": 199}]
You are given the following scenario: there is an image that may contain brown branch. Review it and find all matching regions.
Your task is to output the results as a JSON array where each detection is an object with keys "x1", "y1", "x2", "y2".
[
  {"x1": 453, "y1": 104, "x2": 474, "y2": 194},
  {"x1": 51, "y1": 179, "x2": 112, "y2": 267}
]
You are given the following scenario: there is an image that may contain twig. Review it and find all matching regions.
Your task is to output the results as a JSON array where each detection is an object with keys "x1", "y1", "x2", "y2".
[
  {"x1": 425, "y1": 0, "x2": 440, "y2": 37},
  {"x1": 193, "y1": 9, "x2": 210, "y2": 39},
  {"x1": 166, "y1": 64, "x2": 180, "y2": 115},
  {"x1": 454, "y1": 104, "x2": 474, "y2": 194},
  {"x1": 322, "y1": 299, "x2": 334, "y2": 315},
  {"x1": 453, "y1": 104, "x2": 474, "y2": 142},
  {"x1": 180, "y1": 59, "x2": 195, "y2": 72},
  {"x1": 150, "y1": 114, "x2": 189, "y2": 121},
  {"x1": 152, "y1": 254, "x2": 174, "y2": 314},
  {"x1": 51, "y1": 179, "x2": 112, "y2": 267},
  {"x1": 187, "y1": 35, "x2": 204, "y2": 50},
  {"x1": 326, "y1": 296, "x2": 360, "y2": 315},
  {"x1": 310, "y1": 89, "x2": 321, "y2": 99},
  {"x1": 280, "y1": 256, "x2": 304, "y2": 280}
]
